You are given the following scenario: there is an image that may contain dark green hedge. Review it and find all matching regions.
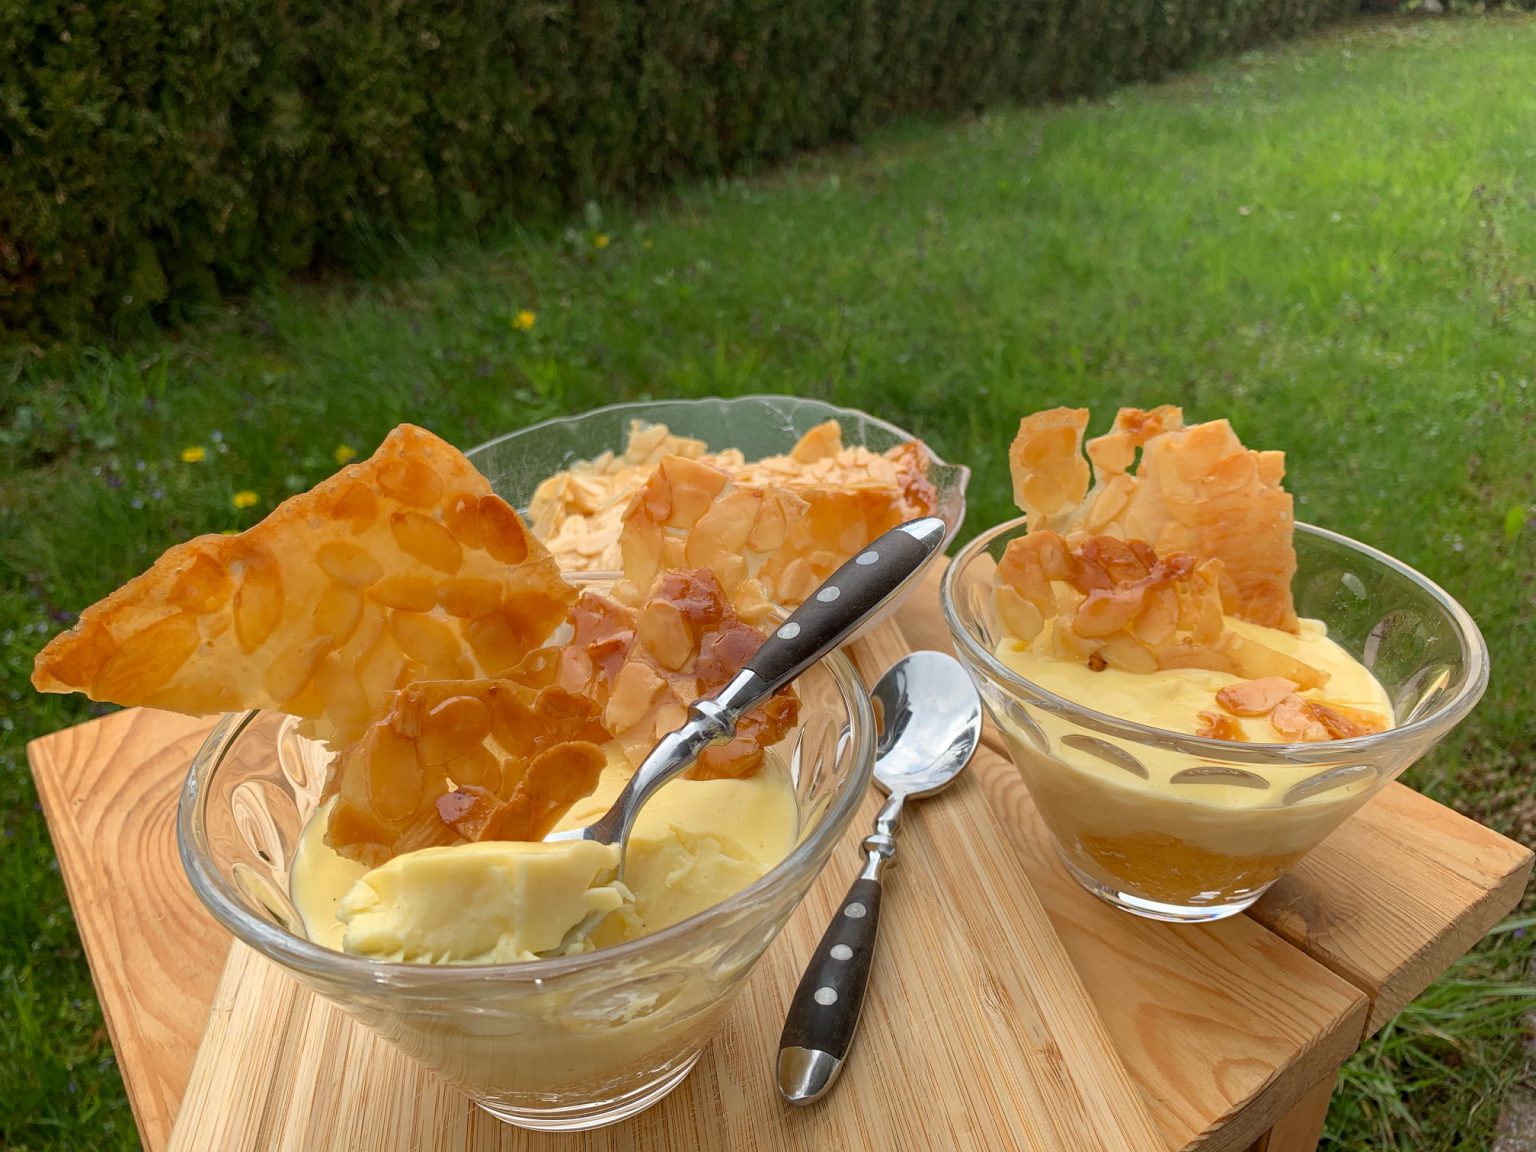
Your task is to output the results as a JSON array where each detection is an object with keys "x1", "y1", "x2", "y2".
[{"x1": 2, "y1": 0, "x2": 1364, "y2": 341}]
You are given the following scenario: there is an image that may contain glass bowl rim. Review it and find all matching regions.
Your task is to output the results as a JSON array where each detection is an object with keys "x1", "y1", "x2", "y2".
[
  {"x1": 177, "y1": 645, "x2": 876, "y2": 985},
  {"x1": 467, "y1": 393, "x2": 971, "y2": 480},
  {"x1": 940, "y1": 515, "x2": 1490, "y2": 763}
]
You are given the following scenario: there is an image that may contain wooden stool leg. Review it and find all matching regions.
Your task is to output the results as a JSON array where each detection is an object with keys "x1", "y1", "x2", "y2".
[{"x1": 1247, "y1": 1071, "x2": 1338, "y2": 1152}]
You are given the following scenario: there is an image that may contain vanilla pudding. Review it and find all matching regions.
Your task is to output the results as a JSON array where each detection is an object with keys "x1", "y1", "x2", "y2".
[
  {"x1": 292, "y1": 758, "x2": 799, "y2": 961},
  {"x1": 992, "y1": 615, "x2": 1393, "y2": 907}
]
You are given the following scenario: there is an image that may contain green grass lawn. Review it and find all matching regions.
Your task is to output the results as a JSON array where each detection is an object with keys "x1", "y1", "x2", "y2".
[{"x1": 4, "y1": 14, "x2": 1535, "y2": 1150}]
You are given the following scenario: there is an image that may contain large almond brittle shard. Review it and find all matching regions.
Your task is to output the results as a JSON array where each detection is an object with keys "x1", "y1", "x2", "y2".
[
  {"x1": 1005, "y1": 405, "x2": 1298, "y2": 632},
  {"x1": 1097, "y1": 417, "x2": 1296, "y2": 633},
  {"x1": 325, "y1": 678, "x2": 611, "y2": 865},
  {"x1": 519, "y1": 570, "x2": 798, "y2": 781},
  {"x1": 32, "y1": 424, "x2": 575, "y2": 743}
]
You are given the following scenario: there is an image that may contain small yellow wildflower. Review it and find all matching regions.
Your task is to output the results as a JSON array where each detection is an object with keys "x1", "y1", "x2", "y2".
[
  {"x1": 221, "y1": 528, "x2": 240, "y2": 536},
  {"x1": 334, "y1": 443, "x2": 358, "y2": 465},
  {"x1": 593, "y1": 233, "x2": 610, "y2": 250},
  {"x1": 180, "y1": 446, "x2": 206, "y2": 463},
  {"x1": 642, "y1": 238, "x2": 653, "y2": 250},
  {"x1": 232, "y1": 490, "x2": 259, "y2": 510},
  {"x1": 512, "y1": 309, "x2": 537, "y2": 331}
]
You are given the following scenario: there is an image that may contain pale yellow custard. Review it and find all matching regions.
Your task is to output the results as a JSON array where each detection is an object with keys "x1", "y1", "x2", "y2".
[
  {"x1": 998, "y1": 615, "x2": 1392, "y2": 755},
  {"x1": 291, "y1": 759, "x2": 798, "y2": 962},
  {"x1": 992, "y1": 616, "x2": 1394, "y2": 906},
  {"x1": 337, "y1": 840, "x2": 630, "y2": 963}
]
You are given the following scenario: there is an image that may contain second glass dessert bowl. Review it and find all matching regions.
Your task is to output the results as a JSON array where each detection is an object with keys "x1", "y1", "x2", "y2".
[
  {"x1": 942, "y1": 517, "x2": 1488, "y2": 923},
  {"x1": 178, "y1": 628, "x2": 874, "y2": 1131}
]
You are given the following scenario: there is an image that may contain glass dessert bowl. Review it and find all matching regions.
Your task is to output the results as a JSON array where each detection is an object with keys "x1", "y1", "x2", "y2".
[
  {"x1": 178, "y1": 641, "x2": 874, "y2": 1131},
  {"x1": 32, "y1": 402, "x2": 909, "y2": 1132},
  {"x1": 942, "y1": 517, "x2": 1488, "y2": 923}
]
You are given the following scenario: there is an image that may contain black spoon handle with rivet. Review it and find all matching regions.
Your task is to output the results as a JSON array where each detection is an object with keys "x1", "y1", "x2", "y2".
[
  {"x1": 776, "y1": 872, "x2": 884, "y2": 1104},
  {"x1": 728, "y1": 516, "x2": 947, "y2": 708},
  {"x1": 549, "y1": 516, "x2": 947, "y2": 848}
]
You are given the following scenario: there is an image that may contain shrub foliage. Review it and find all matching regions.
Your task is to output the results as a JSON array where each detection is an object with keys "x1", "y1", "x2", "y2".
[{"x1": 1, "y1": 0, "x2": 1365, "y2": 340}]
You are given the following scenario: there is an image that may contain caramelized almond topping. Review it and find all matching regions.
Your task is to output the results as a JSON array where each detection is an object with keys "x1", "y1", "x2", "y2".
[
  {"x1": 325, "y1": 678, "x2": 611, "y2": 865},
  {"x1": 1269, "y1": 694, "x2": 1332, "y2": 742},
  {"x1": 1215, "y1": 676, "x2": 1299, "y2": 717},
  {"x1": 1269, "y1": 694, "x2": 1389, "y2": 742},
  {"x1": 435, "y1": 741, "x2": 608, "y2": 843},
  {"x1": 32, "y1": 424, "x2": 575, "y2": 746},
  {"x1": 533, "y1": 420, "x2": 940, "y2": 613},
  {"x1": 1005, "y1": 405, "x2": 1299, "y2": 632},
  {"x1": 1195, "y1": 711, "x2": 1248, "y2": 741},
  {"x1": 994, "y1": 528, "x2": 1329, "y2": 688},
  {"x1": 520, "y1": 569, "x2": 799, "y2": 781}
]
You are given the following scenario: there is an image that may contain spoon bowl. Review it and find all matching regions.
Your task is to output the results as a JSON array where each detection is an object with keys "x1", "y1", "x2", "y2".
[{"x1": 871, "y1": 650, "x2": 985, "y2": 800}]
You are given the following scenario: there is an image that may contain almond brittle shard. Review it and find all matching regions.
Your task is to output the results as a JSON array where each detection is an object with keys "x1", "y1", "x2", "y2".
[
  {"x1": 1095, "y1": 417, "x2": 1297, "y2": 633},
  {"x1": 325, "y1": 678, "x2": 611, "y2": 865},
  {"x1": 1005, "y1": 405, "x2": 1298, "y2": 632},
  {"x1": 527, "y1": 569, "x2": 799, "y2": 781},
  {"x1": 32, "y1": 424, "x2": 575, "y2": 743},
  {"x1": 1009, "y1": 407, "x2": 1091, "y2": 531},
  {"x1": 749, "y1": 426, "x2": 940, "y2": 609}
]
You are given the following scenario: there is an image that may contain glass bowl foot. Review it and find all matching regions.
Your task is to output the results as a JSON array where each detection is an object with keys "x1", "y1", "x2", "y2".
[
  {"x1": 1055, "y1": 847, "x2": 1268, "y2": 924},
  {"x1": 474, "y1": 1051, "x2": 702, "y2": 1131}
]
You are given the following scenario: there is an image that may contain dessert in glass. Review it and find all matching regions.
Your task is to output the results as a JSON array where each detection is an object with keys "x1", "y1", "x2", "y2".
[
  {"x1": 942, "y1": 406, "x2": 1488, "y2": 922},
  {"x1": 468, "y1": 393, "x2": 970, "y2": 630},
  {"x1": 178, "y1": 631, "x2": 872, "y2": 1129},
  {"x1": 30, "y1": 404, "x2": 965, "y2": 1128}
]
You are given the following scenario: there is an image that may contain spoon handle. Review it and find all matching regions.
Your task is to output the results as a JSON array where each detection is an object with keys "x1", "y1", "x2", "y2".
[
  {"x1": 776, "y1": 873, "x2": 884, "y2": 1105},
  {"x1": 737, "y1": 517, "x2": 946, "y2": 703}
]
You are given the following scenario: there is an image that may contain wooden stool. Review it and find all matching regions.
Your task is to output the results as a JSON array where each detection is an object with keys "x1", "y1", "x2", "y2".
[{"x1": 28, "y1": 568, "x2": 1529, "y2": 1150}]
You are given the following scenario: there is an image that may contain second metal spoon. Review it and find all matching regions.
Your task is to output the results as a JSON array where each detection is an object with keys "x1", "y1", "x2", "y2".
[
  {"x1": 777, "y1": 649, "x2": 983, "y2": 1105},
  {"x1": 546, "y1": 517, "x2": 948, "y2": 858}
]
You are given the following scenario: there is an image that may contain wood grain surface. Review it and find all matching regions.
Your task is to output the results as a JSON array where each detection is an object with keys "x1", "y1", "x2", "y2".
[
  {"x1": 1246, "y1": 1073, "x2": 1338, "y2": 1152},
  {"x1": 1251, "y1": 783, "x2": 1533, "y2": 1035},
  {"x1": 23, "y1": 579, "x2": 1528, "y2": 1152},
  {"x1": 27, "y1": 709, "x2": 230, "y2": 1152}
]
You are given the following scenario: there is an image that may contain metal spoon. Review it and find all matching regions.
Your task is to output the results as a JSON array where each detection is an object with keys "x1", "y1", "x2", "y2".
[
  {"x1": 537, "y1": 518, "x2": 947, "y2": 955},
  {"x1": 543, "y1": 516, "x2": 946, "y2": 857},
  {"x1": 776, "y1": 650, "x2": 983, "y2": 1105}
]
